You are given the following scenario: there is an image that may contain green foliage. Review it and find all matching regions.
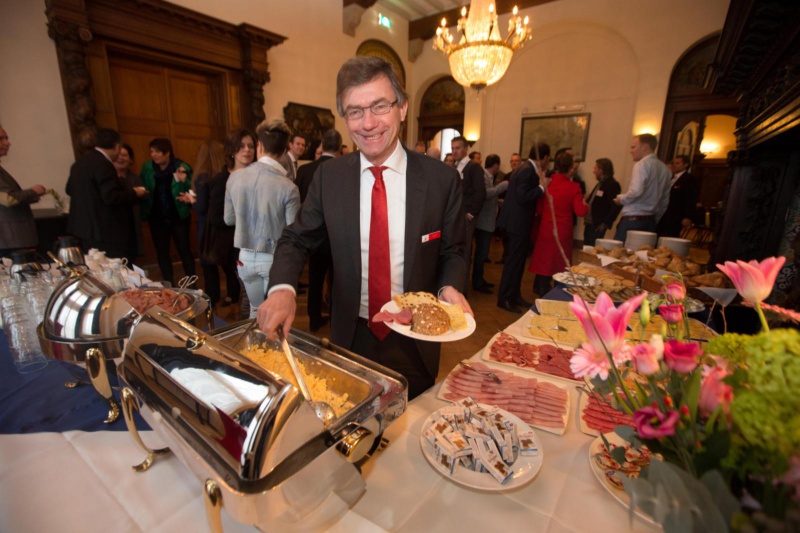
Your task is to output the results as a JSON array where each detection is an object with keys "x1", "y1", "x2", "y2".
[{"x1": 707, "y1": 333, "x2": 752, "y2": 366}]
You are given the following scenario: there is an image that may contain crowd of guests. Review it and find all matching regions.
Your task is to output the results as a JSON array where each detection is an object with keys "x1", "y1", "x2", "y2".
[{"x1": 0, "y1": 103, "x2": 699, "y2": 330}]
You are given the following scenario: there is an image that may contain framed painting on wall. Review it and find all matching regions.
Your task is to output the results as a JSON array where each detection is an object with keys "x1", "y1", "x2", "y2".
[
  {"x1": 283, "y1": 102, "x2": 336, "y2": 160},
  {"x1": 519, "y1": 113, "x2": 591, "y2": 160}
]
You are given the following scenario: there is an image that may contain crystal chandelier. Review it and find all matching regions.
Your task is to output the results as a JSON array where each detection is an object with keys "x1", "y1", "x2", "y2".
[{"x1": 433, "y1": 0, "x2": 531, "y2": 92}]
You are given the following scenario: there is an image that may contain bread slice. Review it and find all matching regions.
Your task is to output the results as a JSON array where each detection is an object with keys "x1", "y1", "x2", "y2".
[
  {"x1": 410, "y1": 303, "x2": 451, "y2": 335},
  {"x1": 393, "y1": 291, "x2": 438, "y2": 309}
]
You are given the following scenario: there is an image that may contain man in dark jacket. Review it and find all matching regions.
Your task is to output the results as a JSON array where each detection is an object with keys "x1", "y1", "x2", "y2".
[
  {"x1": 66, "y1": 128, "x2": 146, "y2": 258},
  {"x1": 451, "y1": 135, "x2": 486, "y2": 294},
  {"x1": 657, "y1": 155, "x2": 700, "y2": 237},
  {"x1": 295, "y1": 128, "x2": 341, "y2": 331},
  {"x1": 496, "y1": 142, "x2": 551, "y2": 313},
  {"x1": 584, "y1": 158, "x2": 622, "y2": 246}
]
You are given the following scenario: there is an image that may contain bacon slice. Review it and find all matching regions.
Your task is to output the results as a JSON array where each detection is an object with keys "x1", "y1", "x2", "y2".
[{"x1": 372, "y1": 307, "x2": 412, "y2": 325}]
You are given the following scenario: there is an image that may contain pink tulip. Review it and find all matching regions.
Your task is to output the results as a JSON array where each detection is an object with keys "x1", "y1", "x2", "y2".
[
  {"x1": 699, "y1": 358, "x2": 733, "y2": 418},
  {"x1": 569, "y1": 291, "x2": 648, "y2": 353},
  {"x1": 662, "y1": 281, "x2": 686, "y2": 303},
  {"x1": 570, "y1": 342, "x2": 612, "y2": 380},
  {"x1": 716, "y1": 257, "x2": 786, "y2": 303},
  {"x1": 659, "y1": 304, "x2": 685, "y2": 324},
  {"x1": 664, "y1": 339, "x2": 702, "y2": 373},
  {"x1": 628, "y1": 335, "x2": 663, "y2": 375},
  {"x1": 634, "y1": 406, "x2": 681, "y2": 439}
]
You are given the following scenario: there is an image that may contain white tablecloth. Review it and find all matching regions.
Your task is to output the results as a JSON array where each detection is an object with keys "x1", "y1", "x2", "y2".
[{"x1": 0, "y1": 313, "x2": 659, "y2": 532}]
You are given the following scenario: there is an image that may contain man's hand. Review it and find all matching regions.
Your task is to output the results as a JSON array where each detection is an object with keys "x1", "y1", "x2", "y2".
[
  {"x1": 31, "y1": 185, "x2": 46, "y2": 196},
  {"x1": 439, "y1": 285, "x2": 473, "y2": 317},
  {"x1": 133, "y1": 186, "x2": 147, "y2": 198},
  {"x1": 541, "y1": 176, "x2": 552, "y2": 189},
  {"x1": 681, "y1": 218, "x2": 693, "y2": 229},
  {"x1": 595, "y1": 223, "x2": 607, "y2": 235},
  {"x1": 257, "y1": 289, "x2": 297, "y2": 339},
  {"x1": 466, "y1": 213, "x2": 474, "y2": 221},
  {"x1": 613, "y1": 196, "x2": 622, "y2": 205},
  {"x1": 177, "y1": 191, "x2": 196, "y2": 204}
]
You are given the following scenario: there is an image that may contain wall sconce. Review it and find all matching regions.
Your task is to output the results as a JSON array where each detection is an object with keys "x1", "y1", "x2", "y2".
[{"x1": 700, "y1": 141, "x2": 719, "y2": 156}]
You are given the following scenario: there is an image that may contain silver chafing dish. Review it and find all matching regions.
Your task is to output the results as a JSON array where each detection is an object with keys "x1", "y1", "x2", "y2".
[
  {"x1": 118, "y1": 313, "x2": 407, "y2": 532},
  {"x1": 36, "y1": 265, "x2": 212, "y2": 422}
]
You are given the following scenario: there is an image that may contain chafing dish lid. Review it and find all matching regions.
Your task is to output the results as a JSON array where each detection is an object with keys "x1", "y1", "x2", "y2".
[{"x1": 119, "y1": 308, "x2": 328, "y2": 491}]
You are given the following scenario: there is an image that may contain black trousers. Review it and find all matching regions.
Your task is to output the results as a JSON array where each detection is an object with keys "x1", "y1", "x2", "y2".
[
  {"x1": 351, "y1": 319, "x2": 436, "y2": 400},
  {"x1": 497, "y1": 231, "x2": 529, "y2": 304},
  {"x1": 202, "y1": 257, "x2": 240, "y2": 307},
  {"x1": 149, "y1": 218, "x2": 195, "y2": 286},
  {"x1": 471, "y1": 228, "x2": 493, "y2": 287},
  {"x1": 307, "y1": 243, "x2": 333, "y2": 328}
]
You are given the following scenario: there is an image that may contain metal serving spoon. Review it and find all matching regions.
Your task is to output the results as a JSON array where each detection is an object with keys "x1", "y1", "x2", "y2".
[{"x1": 277, "y1": 329, "x2": 337, "y2": 427}]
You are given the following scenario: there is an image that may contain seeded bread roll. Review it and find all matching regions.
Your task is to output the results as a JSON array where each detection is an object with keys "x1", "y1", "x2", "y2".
[{"x1": 410, "y1": 303, "x2": 451, "y2": 335}]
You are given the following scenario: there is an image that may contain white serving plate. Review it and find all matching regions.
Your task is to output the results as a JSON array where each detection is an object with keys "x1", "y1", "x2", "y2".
[
  {"x1": 553, "y1": 271, "x2": 600, "y2": 287},
  {"x1": 420, "y1": 403, "x2": 544, "y2": 491},
  {"x1": 379, "y1": 300, "x2": 476, "y2": 342},
  {"x1": 589, "y1": 433, "x2": 659, "y2": 527},
  {"x1": 437, "y1": 357, "x2": 571, "y2": 436}
]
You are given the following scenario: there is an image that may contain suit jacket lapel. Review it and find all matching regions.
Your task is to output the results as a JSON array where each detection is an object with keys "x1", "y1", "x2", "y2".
[
  {"x1": 403, "y1": 151, "x2": 427, "y2": 289},
  {"x1": 341, "y1": 156, "x2": 362, "y2": 283}
]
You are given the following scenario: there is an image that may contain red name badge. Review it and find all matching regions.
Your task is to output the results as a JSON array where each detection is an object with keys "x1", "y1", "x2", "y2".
[{"x1": 421, "y1": 230, "x2": 441, "y2": 243}]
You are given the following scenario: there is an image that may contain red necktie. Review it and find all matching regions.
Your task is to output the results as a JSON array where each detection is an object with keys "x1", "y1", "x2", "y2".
[{"x1": 368, "y1": 166, "x2": 391, "y2": 340}]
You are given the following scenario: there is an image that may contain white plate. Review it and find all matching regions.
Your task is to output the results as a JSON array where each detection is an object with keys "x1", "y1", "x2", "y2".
[
  {"x1": 480, "y1": 331, "x2": 583, "y2": 386},
  {"x1": 589, "y1": 433, "x2": 659, "y2": 527},
  {"x1": 379, "y1": 300, "x2": 476, "y2": 342},
  {"x1": 437, "y1": 357, "x2": 571, "y2": 436},
  {"x1": 419, "y1": 403, "x2": 544, "y2": 491},
  {"x1": 553, "y1": 271, "x2": 599, "y2": 287}
]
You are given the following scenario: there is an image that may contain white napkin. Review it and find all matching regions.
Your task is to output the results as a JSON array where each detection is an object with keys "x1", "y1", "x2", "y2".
[
  {"x1": 697, "y1": 288, "x2": 738, "y2": 307},
  {"x1": 169, "y1": 368, "x2": 268, "y2": 415}
]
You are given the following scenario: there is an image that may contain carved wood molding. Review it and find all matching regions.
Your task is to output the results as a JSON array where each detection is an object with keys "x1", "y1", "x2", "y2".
[{"x1": 46, "y1": 0, "x2": 286, "y2": 152}]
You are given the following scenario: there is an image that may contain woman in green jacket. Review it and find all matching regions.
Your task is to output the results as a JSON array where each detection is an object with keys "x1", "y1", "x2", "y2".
[{"x1": 140, "y1": 137, "x2": 195, "y2": 286}]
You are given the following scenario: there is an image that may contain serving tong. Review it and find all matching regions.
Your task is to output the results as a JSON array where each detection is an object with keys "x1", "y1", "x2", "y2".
[
  {"x1": 458, "y1": 361, "x2": 502, "y2": 384},
  {"x1": 171, "y1": 275, "x2": 198, "y2": 306}
]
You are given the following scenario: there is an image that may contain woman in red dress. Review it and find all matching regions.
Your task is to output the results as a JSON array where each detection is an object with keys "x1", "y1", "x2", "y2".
[{"x1": 528, "y1": 152, "x2": 588, "y2": 296}]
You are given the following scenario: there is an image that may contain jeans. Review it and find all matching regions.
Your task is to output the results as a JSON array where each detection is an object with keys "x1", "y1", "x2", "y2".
[
  {"x1": 613, "y1": 219, "x2": 657, "y2": 245},
  {"x1": 237, "y1": 249, "x2": 273, "y2": 318},
  {"x1": 471, "y1": 228, "x2": 493, "y2": 287}
]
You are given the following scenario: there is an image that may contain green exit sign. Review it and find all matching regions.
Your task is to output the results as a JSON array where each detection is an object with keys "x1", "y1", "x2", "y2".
[{"x1": 378, "y1": 13, "x2": 392, "y2": 29}]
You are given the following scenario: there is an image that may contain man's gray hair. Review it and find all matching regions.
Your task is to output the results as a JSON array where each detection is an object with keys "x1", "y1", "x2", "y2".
[{"x1": 336, "y1": 56, "x2": 408, "y2": 117}]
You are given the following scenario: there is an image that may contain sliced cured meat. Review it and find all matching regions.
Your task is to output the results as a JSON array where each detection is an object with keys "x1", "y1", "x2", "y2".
[
  {"x1": 488, "y1": 333, "x2": 579, "y2": 381},
  {"x1": 372, "y1": 307, "x2": 413, "y2": 325},
  {"x1": 442, "y1": 361, "x2": 567, "y2": 430},
  {"x1": 582, "y1": 394, "x2": 635, "y2": 433}
]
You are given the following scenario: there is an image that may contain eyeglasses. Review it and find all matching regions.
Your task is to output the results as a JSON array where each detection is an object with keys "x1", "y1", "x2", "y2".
[{"x1": 344, "y1": 100, "x2": 399, "y2": 121}]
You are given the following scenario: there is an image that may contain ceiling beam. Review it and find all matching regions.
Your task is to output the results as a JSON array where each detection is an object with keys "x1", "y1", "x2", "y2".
[{"x1": 409, "y1": 0, "x2": 555, "y2": 41}]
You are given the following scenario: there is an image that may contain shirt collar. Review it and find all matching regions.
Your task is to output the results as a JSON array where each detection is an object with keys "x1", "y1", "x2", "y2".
[
  {"x1": 456, "y1": 156, "x2": 469, "y2": 171},
  {"x1": 258, "y1": 155, "x2": 288, "y2": 176},
  {"x1": 673, "y1": 170, "x2": 686, "y2": 179},
  {"x1": 95, "y1": 147, "x2": 113, "y2": 163},
  {"x1": 359, "y1": 140, "x2": 405, "y2": 175}
]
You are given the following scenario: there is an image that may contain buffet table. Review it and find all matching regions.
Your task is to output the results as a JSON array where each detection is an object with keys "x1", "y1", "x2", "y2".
[{"x1": 0, "y1": 314, "x2": 658, "y2": 532}]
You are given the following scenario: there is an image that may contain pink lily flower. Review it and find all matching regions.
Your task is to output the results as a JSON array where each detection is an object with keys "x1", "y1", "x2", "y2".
[
  {"x1": 716, "y1": 257, "x2": 786, "y2": 303},
  {"x1": 569, "y1": 291, "x2": 648, "y2": 353},
  {"x1": 659, "y1": 304, "x2": 684, "y2": 324},
  {"x1": 634, "y1": 406, "x2": 681, "y2": 439},
  {"x1": 699, "y1": 357, "x2": 734, "y2": 419}
]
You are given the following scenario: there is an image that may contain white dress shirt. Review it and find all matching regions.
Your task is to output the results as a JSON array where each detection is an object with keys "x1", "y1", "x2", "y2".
[
  {"x1": 358, "y1": 141, "x2": 407, "y2": 319},
  {"x1": 618, "y1": 153, "x2": 672, "y2": 219},
  {"x1": 670, "y1": 169, "x2": 685, "y2": 187},
  {"x1": 456, "y1": 156, "x2": 469, "y2": 177}
]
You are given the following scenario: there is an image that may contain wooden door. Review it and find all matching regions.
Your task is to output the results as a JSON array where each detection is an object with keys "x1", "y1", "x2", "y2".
[{"x1": 105, "y1": 54, "x2": 226, "y2": 271}]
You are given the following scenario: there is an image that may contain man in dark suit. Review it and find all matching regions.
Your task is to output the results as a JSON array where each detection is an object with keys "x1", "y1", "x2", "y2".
[
  {"x1": 295, "y1": 128, "x2": 342, "y2": 331},
  {"x1": 496, "y1": 142, "x2": 551, "y2": 313},
  {"x1": 258, "y1": 57, "x2": 470, "y2": 399},
  {"x1": 66, "y1": 128, "x2": 146, "y2": 258},
  {"x1": 657, "y1": 155, "x2": 700, "y2": 237},
  {"x1": 451, "y1": 135, "x2": 486, "y2": 294},
  {"x1": 583, "y1": 158, "x2": 622, "y2": 246}
]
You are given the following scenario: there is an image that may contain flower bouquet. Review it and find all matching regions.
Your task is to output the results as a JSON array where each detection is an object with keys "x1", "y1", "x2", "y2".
[{"x1": 570, "y1": 256, "x2": 800, "y2": 532}]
